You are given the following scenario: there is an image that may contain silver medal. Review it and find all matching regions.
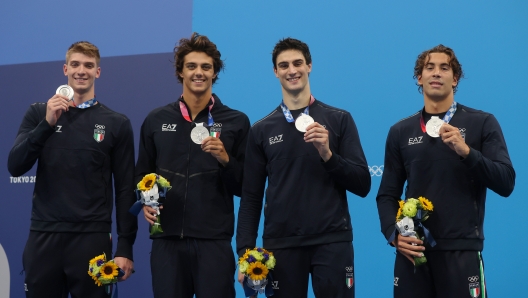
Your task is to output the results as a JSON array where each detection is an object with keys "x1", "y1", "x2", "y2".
[
  {"x1": 425, "y1": 116, "x2": 444, "y2": 138},
  {"x1": 295, "y1": 113, "x2": 314, "y2": 132},
  {"x1": 56, "y1": 85, "x2": 74, "y2": 100},
  {"x1": 190, "y1": 123, "x2": 209, "y2": 144}
]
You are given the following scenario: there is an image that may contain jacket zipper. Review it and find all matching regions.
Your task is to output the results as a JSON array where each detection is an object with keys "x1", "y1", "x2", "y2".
[{"x1": 180, "y1": 124, "x2": 192, "y2": 239}]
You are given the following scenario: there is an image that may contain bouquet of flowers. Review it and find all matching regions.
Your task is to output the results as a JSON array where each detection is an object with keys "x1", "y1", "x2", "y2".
[
  {"x1": 129, "y1": 173, "x2": 171, "y2": 235},
  {"x1": 239, "y1": 247, "x2": 276, "y2": 297},
  {"x1": 87, "y1": 253, "x2": 124, "y2": 295},
  {"x1": 394, "y1": 196, "x2": 436, "y2": 266}
]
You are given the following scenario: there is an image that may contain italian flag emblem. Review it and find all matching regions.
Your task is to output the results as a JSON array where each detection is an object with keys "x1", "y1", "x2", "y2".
[
  {"x1": 346, "y1": 273, "x2": 354, "y2": 289},
  {"x1": 94, "y1": 129, "x2": 105, "y2": 143}
]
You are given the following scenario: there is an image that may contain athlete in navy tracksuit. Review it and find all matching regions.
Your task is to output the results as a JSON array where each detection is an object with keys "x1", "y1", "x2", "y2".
[
  {"x1": 236, "y1": 38, "x2": 371, "y2": 298},
  {"x1": 8, "y1": 41, "x2": 137, "y2": 298},
  {"x1": 135, "y1": 33, "x2": 250, "y2": 298},
  {"x1": 376, "y1": 45, "x2": 515, "y2": 298}
]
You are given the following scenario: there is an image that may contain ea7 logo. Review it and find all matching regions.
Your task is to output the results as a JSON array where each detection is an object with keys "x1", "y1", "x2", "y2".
[
  {"x1": 162, "y1": 124, "x2": 177, "y2": 131},
  {"x1": 269, "y1": 134, "x2": 283, "y2": 145},
  {"x1": 271, "y1": 281, "x2": 279, "y2": 290},
  {"x1": 408, "y1": 136, "x2": 423, "y2": 145},
  {"x1": 394, "y1": 277, "x2": 399, "y2": 286},
  {"x1": 55, "y1": 125, "x2": 62, "y2": 132}
]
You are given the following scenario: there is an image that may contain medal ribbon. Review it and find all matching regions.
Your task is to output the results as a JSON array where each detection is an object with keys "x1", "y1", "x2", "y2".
[
  {"x1": 75, "y1": 97, "x2": 98, "y2": 109},
  {"x1": 420, "y1": 101, "x2": 457, "y2": 133},
  {"x1": 280, "y1": 95, "x2": 315, "y2": 123},
  {"x1": 179, "y1": 95, "x2": 215, "y2": 126}
]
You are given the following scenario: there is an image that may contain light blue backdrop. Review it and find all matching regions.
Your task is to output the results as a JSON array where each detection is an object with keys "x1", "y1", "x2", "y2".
[{"x1": 1, "y1": 0, "x2": 526, "y2": 297}]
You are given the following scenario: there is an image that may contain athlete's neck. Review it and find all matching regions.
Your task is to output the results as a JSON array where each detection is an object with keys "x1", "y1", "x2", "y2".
[
  {"x1": 72, "y1": 89, "x2": 96, "y2": 107},
  {"x1": 424, "y1": 94, "x2": 454, "y2": 114},
  {"x1": 282, "y1": 85, "x2": 311, "y2": 110},
  {"x1": 182, "y1": 90, "x2": 212, "y2": 120}
]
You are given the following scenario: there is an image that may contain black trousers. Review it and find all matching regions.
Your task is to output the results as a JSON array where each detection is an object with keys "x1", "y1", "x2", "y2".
[
  {"x1": 394, "y1": 250, "x2": 487, "y2": 298},
  {"x1": 268, "y1": 242, "x2": 355, "y2": 298},
  {"x1": 150, "y1": 238, "x2": 236, "y2": 298},
  {"x1": 23, "y1": 231, "x2": 112, "y2": 298}
]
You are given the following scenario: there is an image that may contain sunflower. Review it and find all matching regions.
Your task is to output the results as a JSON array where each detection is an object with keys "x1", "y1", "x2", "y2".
[
  {"x1": 138, "y1": 174, "x2": 157, "y2": 191},
  {"x1": 418, "y1": 196, "x2": 434, "y2": 211},
  {"x1": 99, "y1": 261, "x2": 119, "y2": 280},
  {"x1": 398, "y1": 200, "x2": 405, "y2": 209},
  {"x1": 396, "y1": 207, "x2": 403, "y2": 221},
  {"x1": 247, "y1": 262, "x2": 269, "y2": 280}
]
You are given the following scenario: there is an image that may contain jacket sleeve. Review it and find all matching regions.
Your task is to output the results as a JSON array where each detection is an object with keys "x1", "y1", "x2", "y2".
[
  {"x1": 8, "y1": 104, "x2": 55, "y2": 177},
  {"x1": 461, "y1": 114, "x2": 515, "y2": 197},
  {"x1": 376, "y1": 126, "x2": 406, "y2": 241},
  {"x1": 322, "y1": 112, "x2": 371, "y2": 197},
  {"x1": 236, "y1": 127, "x2": 266, "y2": 256},
  {"x1": 112, "y1": 118, "x2": 138, "y2": 260},
  {"x1": 220, "y1": 114, "x2": 251, "y2": 197}
]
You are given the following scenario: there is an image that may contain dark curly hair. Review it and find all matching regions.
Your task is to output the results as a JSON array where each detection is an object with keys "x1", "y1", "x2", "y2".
[
  {"x1": 174, "y1": 33, "x2": 224, "y2": 84},
  {"x1": 272, "y1": 38, "x2": 312, "y2": 69},
  {"x1": 413, "y1": 44, "x2": 464, "y2": 94}
]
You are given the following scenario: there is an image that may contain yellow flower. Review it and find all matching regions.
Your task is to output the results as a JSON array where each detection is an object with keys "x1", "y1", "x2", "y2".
[
  {"x1": 89, "y1": 254, "x2": 106, "y2": 266},
  {"x1": 247, "y1": 262, "x2": 269, "y2": 281},
  {"x1": 99, "y1": 261, "x2": 119, "y2": 280},
  {"x1": 398, "y1": 200, "x2": 405, "y2": 209},
  {"x1": 418, "y1": 196, "x2": 434, "y2": 211},
  {"x1": 396, "y1": 207, "x2": 403, "y2": 221},
  {"x1": 138, "y1": 174, "x2": 157, "y2": 191}
]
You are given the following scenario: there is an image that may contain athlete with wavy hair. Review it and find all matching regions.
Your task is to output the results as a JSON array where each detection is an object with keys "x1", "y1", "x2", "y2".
[
  {"x1": 376, "y1": 44, "x2": 515, "y2": 298},
  {"x1": 136, "y1": 32, "x2": 250, "y2": 297}
]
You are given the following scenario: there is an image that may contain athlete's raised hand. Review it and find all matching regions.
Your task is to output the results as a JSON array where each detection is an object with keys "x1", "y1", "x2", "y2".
[
  {"x1": 439, "y1": 123, "x2": 470, "y2": 158},
  {"x1": 46, "y1": 94, "x2": 70, "y2": 127},
  {"x1": 304, "y1": 122, "x2": 332, "y2": 162},
  {"x1": 201, "y1": 136, "x2": 229, "y2": 166}
]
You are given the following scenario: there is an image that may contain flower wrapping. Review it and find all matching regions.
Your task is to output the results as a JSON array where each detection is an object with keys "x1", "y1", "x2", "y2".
[
  {"x1": 239, "y1": 247, "x2": 276, "y2": 297},
  {"x1": 390, "y1": 197, "x2": 436, "y2": 266},
  {"x1": 129, "y1": 174, "x2": 171, "y2": 236}
]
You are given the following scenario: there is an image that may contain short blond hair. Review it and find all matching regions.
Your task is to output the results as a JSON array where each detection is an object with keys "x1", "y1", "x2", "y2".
[{"x1": 65, "y1": 41, "x2": 100, "y2": 65}]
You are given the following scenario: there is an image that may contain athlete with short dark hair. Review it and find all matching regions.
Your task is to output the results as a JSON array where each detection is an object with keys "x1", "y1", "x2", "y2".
[{"x1": 236, "y1": 37, "x2": 371, "y2": 297}]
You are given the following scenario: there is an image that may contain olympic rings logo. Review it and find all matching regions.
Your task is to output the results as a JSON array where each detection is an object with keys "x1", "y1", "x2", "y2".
[
  {"x1": 369, "y1": 165, "x2": 384, "y2": 177},
  {"x1": 459, "y1": 128, "x2": 466, "y2": 133},
  {"x1": 468, "y1": 276, "x2": 479, "y2": 282},
  {"x1": 345, "y1": 266, "x2": 353, "y2": 272},
  {"x1": 213, "y1": 123, "x2": 222, "y2": 127},
  {"x1": 95, "y1": 124, "x2": 105, "y2": 129}
]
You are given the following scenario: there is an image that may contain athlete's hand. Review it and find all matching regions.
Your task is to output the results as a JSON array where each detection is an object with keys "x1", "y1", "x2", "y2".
[
  {"x1": 201, "y1": 136, "x2": 229, "y2": 166},
  {"x1": 114, "y1": 257, "x2": 134, "y2": 281},
  {"x1": 439, "y1": 123, "x2": 470, "y2": 158},
  {"x1": 46, "y1": 94, "x2": 70, "y2": 127},
  {"x1": 237, "y1": 270, "x2": 256, "y2": 298},
  {"x1": 393, "y1": 234, "x2": 425, "y2": 265},
  {"x1": 142, "y1": 205, "x2": 163, "y2": 225},
  {"x1": 237, "y1": 269, "x2": 245, "y2": 285},
  {"x1": 304, "y1": 122, "x2": 332, "y2": 162}
]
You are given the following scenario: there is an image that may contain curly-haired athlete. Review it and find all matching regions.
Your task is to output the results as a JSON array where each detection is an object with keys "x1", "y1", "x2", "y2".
[
  {"x1": 136, "y1": 33, "x2": 250, "y2": 297},
  {"x1": 376, "y1": 44, "x2": 515, "y2": 298}
]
